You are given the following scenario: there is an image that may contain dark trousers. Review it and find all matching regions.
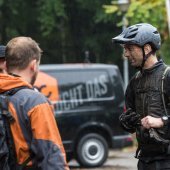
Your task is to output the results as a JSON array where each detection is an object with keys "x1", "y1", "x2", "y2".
[{"x1": 138, "y1": 159, "x2": 170, "y2": 170}]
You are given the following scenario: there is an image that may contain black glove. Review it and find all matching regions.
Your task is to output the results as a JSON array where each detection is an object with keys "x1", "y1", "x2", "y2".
[{"x1": 119, "y1": 108, "x2": 140, "y2": 133}]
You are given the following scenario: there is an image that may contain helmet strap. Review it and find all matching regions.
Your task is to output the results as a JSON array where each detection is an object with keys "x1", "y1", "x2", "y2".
[{"x1": 140, "y1": 46, "x2": 153, "y2": 70}]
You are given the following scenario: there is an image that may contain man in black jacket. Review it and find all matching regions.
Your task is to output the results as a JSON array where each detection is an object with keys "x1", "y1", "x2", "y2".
[{"x1": 112, "y1": 23, "x2": 170, "y2": 170}]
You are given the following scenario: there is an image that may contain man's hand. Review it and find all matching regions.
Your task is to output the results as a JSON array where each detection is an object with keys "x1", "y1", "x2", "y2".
[{"x1": 141, "y1": 116, "x2": 164, "y2": 129}]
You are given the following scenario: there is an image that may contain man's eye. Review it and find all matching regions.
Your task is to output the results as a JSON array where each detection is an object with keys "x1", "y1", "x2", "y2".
[{"x1": 128, "y1": 47, "x2": 133, "y2": 51}]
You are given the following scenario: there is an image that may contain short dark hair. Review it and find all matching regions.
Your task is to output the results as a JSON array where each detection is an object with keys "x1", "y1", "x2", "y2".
[
  {"x1": 6, "y1": 37, "x2": 42, "y2": 72},
  {"x1": 148, "y1": 43, "x2": 157, "y2": 54}
]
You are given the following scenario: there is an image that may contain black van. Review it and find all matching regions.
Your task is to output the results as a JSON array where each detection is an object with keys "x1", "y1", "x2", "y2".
[{"x1": 34, "y1": 64, "x2": 133, "y2": 167}]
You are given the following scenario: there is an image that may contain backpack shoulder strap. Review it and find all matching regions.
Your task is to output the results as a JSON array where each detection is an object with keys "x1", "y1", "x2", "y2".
[
  {"x1": 135, "y1": 71, "x2": 141, "y2": 79},
  {"x1": 161, "y1": 66, "x2": 170, "y2": 116},
  {"x1": 6, "y1": 86, "x2": 32, "y2": 96},
  {"x1": 0, "y1": 86, "x2": 32, "y2": 119}
]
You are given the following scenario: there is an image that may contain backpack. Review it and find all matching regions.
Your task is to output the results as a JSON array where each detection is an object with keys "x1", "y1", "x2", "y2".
[
  {"x1": 0, "y1": 86, "x2": 33, "y2": 170},
  {"x1": 148, "y1": 66, "x2": 170, "y2": 144},
  {"x1": 135, "y1": 66, "x2": 170, "y2": 158},
  {"x1": 135, "y1": 66, "x2": 170, "y2": 118}
]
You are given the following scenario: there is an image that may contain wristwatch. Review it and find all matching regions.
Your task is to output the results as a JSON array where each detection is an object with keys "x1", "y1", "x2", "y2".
[{"x1": 161, "y1": 116, "x2": 169, "y2": 126}]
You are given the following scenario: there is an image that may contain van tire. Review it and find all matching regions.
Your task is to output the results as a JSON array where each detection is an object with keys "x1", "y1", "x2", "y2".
[{"x1": 76, "y1": 133, "x2": 108, "y2": 167}]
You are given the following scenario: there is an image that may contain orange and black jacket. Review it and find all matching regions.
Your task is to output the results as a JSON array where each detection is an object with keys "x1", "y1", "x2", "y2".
[{"x1": 0, "y1": 73, "x2": 69, "y2": 170}]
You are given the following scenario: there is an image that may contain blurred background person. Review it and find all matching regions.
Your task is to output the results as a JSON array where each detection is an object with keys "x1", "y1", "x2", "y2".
[{"x1": 0, "y1": 45, "x2": 6, "y2": 73}]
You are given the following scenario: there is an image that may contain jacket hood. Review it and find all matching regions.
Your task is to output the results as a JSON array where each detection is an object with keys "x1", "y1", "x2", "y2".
[{"x1": 0, "y1": 73, "x2": 32, "y2": 93}]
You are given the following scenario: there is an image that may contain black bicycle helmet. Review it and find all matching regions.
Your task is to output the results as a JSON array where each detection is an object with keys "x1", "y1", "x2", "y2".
[
  {"x1": 0, "y1": 45, "x2": 6, "y2": 58},
  {"x1": 112, "y1": 23, "x2": 161, "y2": 50}
]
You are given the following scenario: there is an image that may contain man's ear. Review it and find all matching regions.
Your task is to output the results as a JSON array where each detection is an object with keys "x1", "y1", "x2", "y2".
[
  {"x1": 144, "y1": 44, "x2": 152, "y2": 55},
  {"x1": 3, "y1": 61, "x2": 7, "y2": 71},
  {"x1": 30, "y1": 59, "x2": 37, "y2": 72}
]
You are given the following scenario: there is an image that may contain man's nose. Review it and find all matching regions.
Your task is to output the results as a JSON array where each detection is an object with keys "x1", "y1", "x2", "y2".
[{"x1": 123, "y1": 49, "x2": 129, "y2": 58}]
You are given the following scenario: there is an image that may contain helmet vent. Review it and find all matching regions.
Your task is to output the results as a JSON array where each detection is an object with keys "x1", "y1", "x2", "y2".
[
  {"x1": 125, "y1": 32, "x2": 137, "y2": 39},
  {"x1": 130, "y1": 28, "x2": 138, "y2": 32},
  {"x1": 153, "y1": 31, "x2": 159, "y2": 34},
  {"x1": 125, "y1": 33, "x2": 137, "y2": 39}
]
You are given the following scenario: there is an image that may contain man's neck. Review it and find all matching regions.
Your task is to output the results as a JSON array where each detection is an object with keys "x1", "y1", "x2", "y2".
[
  {"x1": 8, "y1": 70, "x2": 31, "y2": 84},
  {"x1": 143, "y1": 55, "x2": 158, "y2": 69}
]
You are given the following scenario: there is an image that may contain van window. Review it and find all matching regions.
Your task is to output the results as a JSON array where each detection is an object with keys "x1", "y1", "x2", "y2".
[{"x1": 45, "y1": 70, "x2": 114, "y2": 101}]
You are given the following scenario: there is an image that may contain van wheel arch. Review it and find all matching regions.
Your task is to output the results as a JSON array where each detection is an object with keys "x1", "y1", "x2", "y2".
[{"x1": 74, "y1": 126, "x2": 112, "y2": 149}]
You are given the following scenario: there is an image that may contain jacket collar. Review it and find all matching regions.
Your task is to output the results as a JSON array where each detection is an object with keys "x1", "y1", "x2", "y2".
[
  {"x1": 142, "y1": 60, "x2": 165, "y2": 74},
  {"x1": 0, "y1": 73, "x2": 32, "y2": 93}
]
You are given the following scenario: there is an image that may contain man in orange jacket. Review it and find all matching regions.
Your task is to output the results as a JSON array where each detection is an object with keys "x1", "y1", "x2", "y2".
[{"x1": 1, "y1": 37, "x2": 69, "y2": 170}]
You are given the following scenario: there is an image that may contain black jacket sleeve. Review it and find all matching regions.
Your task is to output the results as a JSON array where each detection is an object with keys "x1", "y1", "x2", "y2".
[
  {"x1": 125, "y1": 76, "x2": 136, "y2": 111},
  {"x1": 119, "y1": 76, "x2": 137, "y2": 133},
  {"x1": 164, "y1": 70, "x2": 170, "y2": 113}
]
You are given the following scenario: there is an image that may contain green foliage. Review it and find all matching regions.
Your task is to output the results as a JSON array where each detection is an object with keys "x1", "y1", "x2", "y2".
[
  {"x1": 0, "y1": 1, "x2": 35, "y2": 41},
  {"x1": 0, "y1": 0, "x2": 169, "y2": 67},
  {"x1": 103, "y1": 5, "x2": 118, "y2": 14},
  {"x1": 126, "y1": 0, "x2": 168, "y2": 39},
  {"x1": 0, "y1": 0, "x2": 4, "y2": 6},
  {"x1": 104, "y1": 0, "x2": 168, "y2": 38},
  {"x1": 0, "y1": 0, "x2": 125, "y2": 68},
  {"x1": 1, "y1": 0, "x2": 168, "y2": 69},
  {"x1": 161, "y1": 38, "x2": 170, "y2": 64},
  {"x1": 103, "y1": 0, "x2": 170, "y2": 63},
  {"x1": 37, "y1": 0, "x2": 67, "y2": 37}
]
